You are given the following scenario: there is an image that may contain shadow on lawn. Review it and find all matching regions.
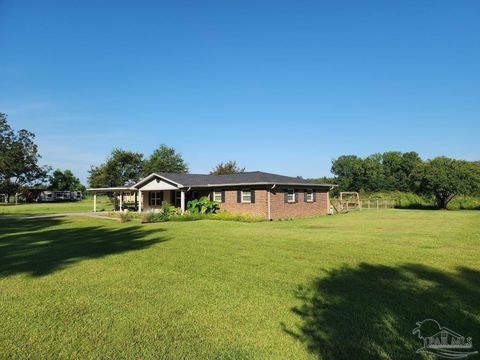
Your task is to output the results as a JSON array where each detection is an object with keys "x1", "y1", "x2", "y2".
[
  {"x1": 283, "y1": 263, "x2": 480, "y2": 360},
  {"x1": 0, "y1": 218, "x2": 166, "y2": 277}
]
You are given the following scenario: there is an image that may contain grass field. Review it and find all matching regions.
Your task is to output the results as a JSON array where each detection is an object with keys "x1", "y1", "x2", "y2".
[
  {"x1": 1, "y1": 210, "x2": 479, "y2": 359},
  {"x1": 0, "y1": 196, "x2": 112, "y2": 216}
]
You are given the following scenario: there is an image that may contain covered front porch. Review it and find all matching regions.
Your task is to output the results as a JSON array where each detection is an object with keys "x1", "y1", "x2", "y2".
[{"x1": 87, "y1": 174, "x2": 209, "y2": 214}]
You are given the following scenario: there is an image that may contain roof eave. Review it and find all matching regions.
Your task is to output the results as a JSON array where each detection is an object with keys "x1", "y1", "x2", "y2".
[
  {"x1": 179, "y1": 182, "x2": 336, "y2": 188},
  {"x1": 87, "y1": 186, "x2": 136, "y2": 192}
]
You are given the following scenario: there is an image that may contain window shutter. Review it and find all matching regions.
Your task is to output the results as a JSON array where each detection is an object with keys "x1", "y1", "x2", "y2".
[
  {"x1": 221, "y1": 190, "x2": 225, "y2": 203},
  {"x1": 237, "y1": 190, "x2": 241, "y2": 203},
  {"x1": 251, "y1": 190, "x2": 255, "y2": 203},
  {"x1": 304, "y1": 190, "x2": 307, "y2": 202},
  {"x1": 148, "y1": 192, "x2": 152, "y2": 205},
  {"x1": 295, "y1": 189, "x2": 298, "y2": 203},
  {"x1": 313, "y1": 191, "x2": 317, "y2": 202},
  {"x1": 284, "y1": 191, "x2": 288, "y2": 203}
]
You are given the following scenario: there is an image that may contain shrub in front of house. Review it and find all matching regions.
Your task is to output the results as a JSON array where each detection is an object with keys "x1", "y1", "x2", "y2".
[
  {"x1": 187, "y1": 196, "x2": 218, "y2": 214},
  {"x1": 118, "y1": 210, "x2": 132, "y2": 223},
  {"x1": 169, "y1": 211, "x2": 265, "y2": 223},
  {"x1": 141, "y1": 201, "x2": 177, "y2": 223}
]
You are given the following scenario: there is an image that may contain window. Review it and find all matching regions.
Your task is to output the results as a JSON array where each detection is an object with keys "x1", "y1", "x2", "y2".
[
  {"x1": 149, "y1": 191, "x2": 163, "y2": 206},
  {"x1": 191, "y1": 191, "x2": 199, "y2": 199},
  {"x1": 287, "y1": 189, "x2": 295, "y2": 203},
  {"x1": 174, "y1": 191, "x2": 182, "y2": 207},
  {"x1": 305, "y1": 189, "x2": 314, "y2": 202},
  {"x1": 213, "y1": 190, "x2": 223, "y2": 202},
  {"x1": 241, "y1": 190, "x2": 252, "y2": 203}
]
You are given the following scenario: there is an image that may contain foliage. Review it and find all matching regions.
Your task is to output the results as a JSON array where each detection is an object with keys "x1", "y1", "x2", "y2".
[
  {"x1": 331, "y1": 155, "x2": 365, "y2": 191},
  {"x1": 210, "y1": 160, "x2": 245, "y2": 175},
  {"x1": 142, "y1": 144, "x2": 188, "y2": 176},
  {"x1": 187, "y1": 196, "x2": 218, "y2": 214},
  {"x1": 0, "y1": 113, "x2": 49, "y2": 198},
  {"x1": 170, "y1": 211, "x2": 265, "y2": 222},
  {"x1": 49, "y1": 169, "x2": 85, "y2": 191},
  {"x1": 448, "y1": 195, "x2": 480, "y2": 210},
  {"x1": 140, "y1": 201, "x2": 176, "y2": 223},
  {"x1": 383, "y1": 151, "x2": 421, "y2": 191},
  {"x1": 331, "y1": 151, "x2": 422, "y2": 193},
  {"x1": 118, "y1": 211, "x2": 132, "y2": 223},
  {"x1": 359, "y1": 191, "x2": 435, "y2": 209},
  {"x1": 411, "y1": 157, "x2": 480, "y2": 209},
  {"x1": 88, "y1": 149, "x2": 144, "y2": 188}
]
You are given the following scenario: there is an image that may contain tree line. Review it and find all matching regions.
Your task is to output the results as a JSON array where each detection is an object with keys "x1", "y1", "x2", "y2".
[
  {"x1": 2, "y1": 112, "x2": 479, "y2": 208},
  {"x1": 0, "y1": 113, "x2": 86, "y2": 200},
  {"x1": 323, "y1": 151, "x2": 480, "y2": 209},
  {"x1": 0, "y1": 113, "x2": 247, "y2": 200},
  {"x1": 88, "y1": 149, "x2": 246, "y2": 187}
]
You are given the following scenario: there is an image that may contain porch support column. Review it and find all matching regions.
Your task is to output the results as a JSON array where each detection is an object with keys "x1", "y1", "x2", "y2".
[
  {"x1": 180, "y1": 190, "x2": 186, "y2": 214},
  {"x1": 137, "y1": 190, "x2": 142, "y2": 213},
  {"x1": 93, "y1": 193, "x2": 97, "y2": 213},
  {"x1": 119, "y1": 191, "x2": 123, "y2": 211}
]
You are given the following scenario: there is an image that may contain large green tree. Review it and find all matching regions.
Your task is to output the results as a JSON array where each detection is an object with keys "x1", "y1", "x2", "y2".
[
  {"x1": 88, "y1": 149, "x2": 144, "y2": 187},
  {"x1": 411, "y1": 157, "x2": 480, "y2": 209},
  {"x1": 330, "y1": 155, "x2": 365, "y2": 191},
  {"x1": 382, "y1": 151, "x2": 421, "y2": 191},
  {"x1": 142, "y1": 144, "x2": 188, "y2": 175},
  {"x1": 210, "y1": 160, "x2": 245, "y2": 175},
  {"x1": 49, "y1": 169, "x2": 85, "y2": 191},
  {"x1": 0, "y1": 113, "x2": 49, "y2": 200},
  {"x1": 362, "y1": 153, "x2": 385, "y2": 192},
  {"x1": 331, "y1": 151, "x2": 422, "y2": 192}
]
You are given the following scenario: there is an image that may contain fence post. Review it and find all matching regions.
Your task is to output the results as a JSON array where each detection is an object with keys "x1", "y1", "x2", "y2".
[{"x1": 376, "y1": 199, "x2": 379, "y2": 209}]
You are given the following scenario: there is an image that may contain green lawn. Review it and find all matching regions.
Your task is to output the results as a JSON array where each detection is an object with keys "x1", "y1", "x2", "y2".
[
  {"x1": 1, "y1": 210, "x2": 479, "y2": 359},
  {"x1": 0, "y1": 196, "x2": 112, "y2": 216}
]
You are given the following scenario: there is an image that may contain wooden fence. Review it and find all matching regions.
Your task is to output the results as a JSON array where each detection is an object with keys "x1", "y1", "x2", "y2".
[
  {"x1": 331, "y1": 198, "x2": 396, "y2": 213},
  {"x1": 360, "y1": 199, "x2": 396, "y2": 210}
]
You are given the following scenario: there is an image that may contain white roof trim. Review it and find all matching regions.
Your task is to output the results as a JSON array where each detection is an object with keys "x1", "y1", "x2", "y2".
[{"x1": 132, "y1": 173, "x2": 183, "y2": 189}]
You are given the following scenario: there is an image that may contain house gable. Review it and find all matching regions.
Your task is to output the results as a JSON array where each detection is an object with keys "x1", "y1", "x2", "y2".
[{"x1": 138, "y1": 176, "x2": 179, "y2": 191}]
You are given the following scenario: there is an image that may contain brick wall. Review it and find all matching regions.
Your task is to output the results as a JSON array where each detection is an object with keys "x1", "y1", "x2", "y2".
[
  {"x1": 269, "y1": 189, "x2": 329, "y2": 219},
  {"x1": 215, "y1": 189, "x2": 269, "y2": 218},
  {"x1": 210, "y1": 188, "x2": 329, "y2": 219}
]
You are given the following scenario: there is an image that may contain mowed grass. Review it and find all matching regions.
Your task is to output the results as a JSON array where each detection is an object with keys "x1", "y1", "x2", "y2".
[
  {"x1": 0, "y1": 210, "x2": 479, "y2": 359},
  {"x1": 0, "y1": 196, "x2": 112, "y2": 216}
]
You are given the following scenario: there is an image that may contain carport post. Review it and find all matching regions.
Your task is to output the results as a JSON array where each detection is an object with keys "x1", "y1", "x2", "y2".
[
  {"x1": 180, "y1": 190, "x2": 186, "y2": 214},
  {"x1": 137, "y1": 190, "x2": 142, "y2": 213},
  {"x1": 119, "y1": 191, "x2": 123, "y2": 211},
  {"x1": 93, "y1": 194, "x2": 97, "y2": 213}
]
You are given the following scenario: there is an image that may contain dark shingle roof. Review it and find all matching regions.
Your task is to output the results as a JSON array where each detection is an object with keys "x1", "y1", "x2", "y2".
[{"x1": 155, "y1": 171, "x2": 334, "y2": 188}]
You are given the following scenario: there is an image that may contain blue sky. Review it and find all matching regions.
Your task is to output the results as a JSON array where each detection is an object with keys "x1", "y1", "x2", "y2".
[{"x1": 1, "y1": 1, "x2": 479, "y2": 184}]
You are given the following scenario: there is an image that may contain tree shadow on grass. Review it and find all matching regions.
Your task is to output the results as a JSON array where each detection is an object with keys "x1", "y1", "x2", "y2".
[
  {"x1": 283, "y1": 263, "x2": 480, "y2": 360},
  {"x1": 0, "y1": 218, "x2": 167, "y2": 277}
]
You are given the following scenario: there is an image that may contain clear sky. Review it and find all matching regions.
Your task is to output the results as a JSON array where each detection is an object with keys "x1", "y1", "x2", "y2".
[{"x1": 1, "y1": 1, "x2": 479, "y2": 184}]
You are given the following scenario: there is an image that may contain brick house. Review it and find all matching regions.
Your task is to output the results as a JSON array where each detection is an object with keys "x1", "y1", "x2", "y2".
[{"x1": 88, "y1": 172, "x2": 335, "y2": 220}]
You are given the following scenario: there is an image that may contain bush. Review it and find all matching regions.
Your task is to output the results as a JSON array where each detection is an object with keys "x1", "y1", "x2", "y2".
[
  {"x1": 140, "y1": 201, "x2": 177, "y2": 223},
  {"x1": 169, "y1": 211, "x2": 265, "y2": 223},
  {"x1": 118, "y1": 210, "x2": 132, "y2": 223},
  {"x1": 359, "y1": 191, "x2": 480, "y2": 210},
  {"x1": 447, "y1": 195, "x2": 480, "y2": 210},
  {"x1": 187, "y1": 196, "x2": 218, "y2": 214}
]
